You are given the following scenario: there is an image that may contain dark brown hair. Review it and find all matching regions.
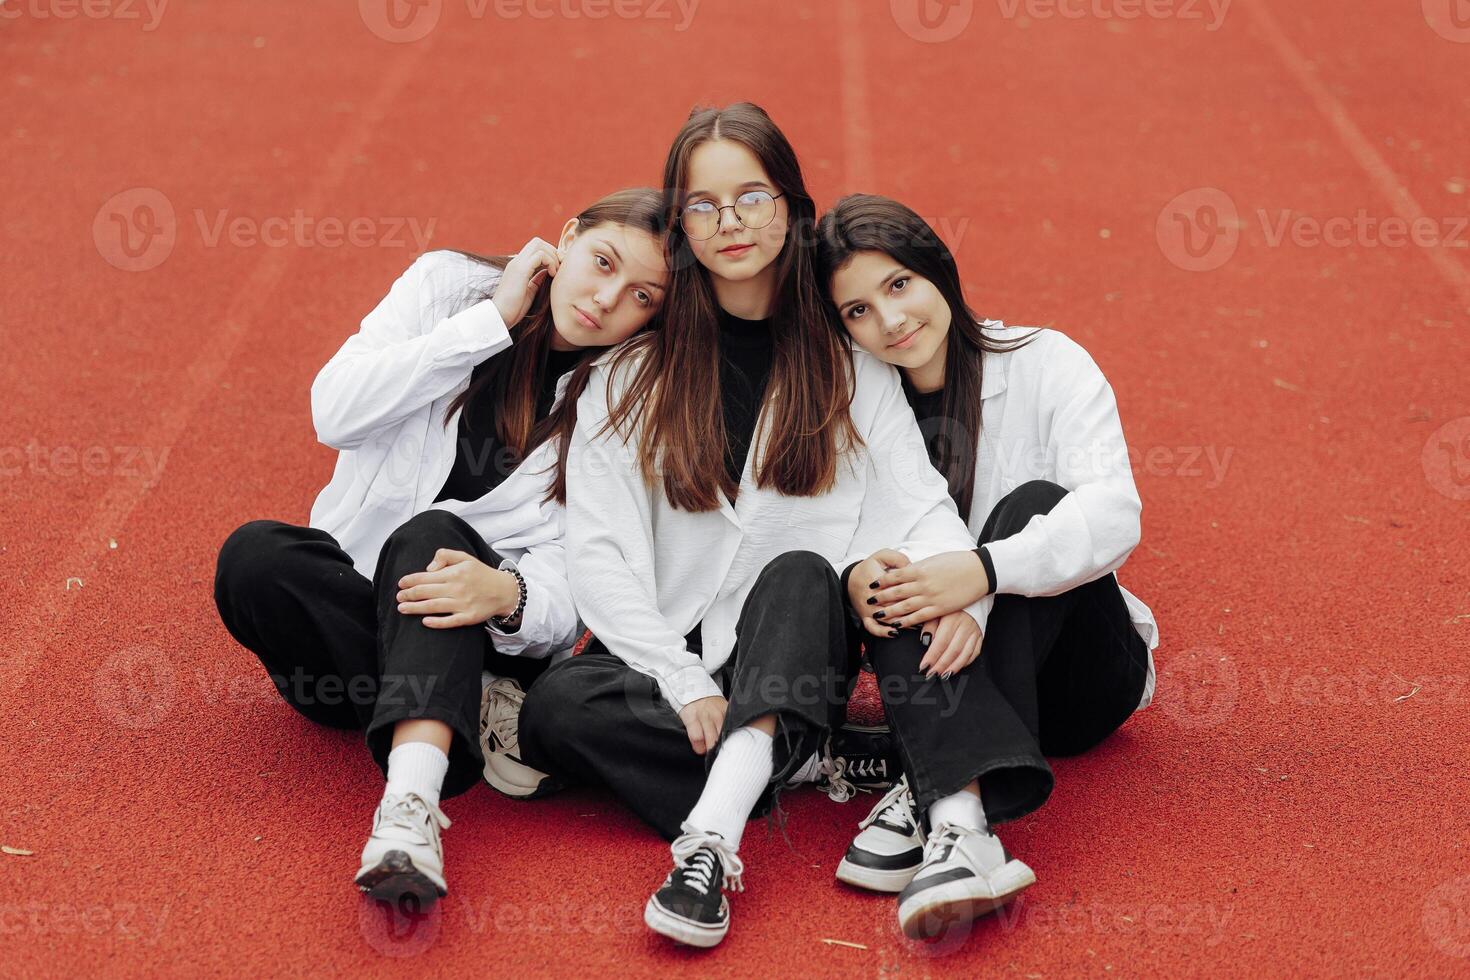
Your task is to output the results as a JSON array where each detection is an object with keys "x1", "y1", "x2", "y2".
[
  {"x1": 440, "y1": 187, "x2": 668, "y2": 504},
  {"x1": 816, "y1": 194, "x2": 1037, "y2": 517},
  {"x1": 597, "y1": 102, "x2": 859, "y2": 512}
]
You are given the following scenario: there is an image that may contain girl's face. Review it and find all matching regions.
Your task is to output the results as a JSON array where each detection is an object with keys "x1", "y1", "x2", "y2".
[
  {"x1": 681, "y1": 139, "x2": 790, "y2": 283},
  {"x1": 829, "y1": 250, "x2": 952, "y2": 370},
  {"x1": 548, "y1": 221, "x2": 669, "y2": 348}
]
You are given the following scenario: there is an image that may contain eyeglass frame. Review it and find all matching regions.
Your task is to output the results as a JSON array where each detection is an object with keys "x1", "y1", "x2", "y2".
[{"x1": 677, "y1": 191, "x2": 788, "y2": 241}]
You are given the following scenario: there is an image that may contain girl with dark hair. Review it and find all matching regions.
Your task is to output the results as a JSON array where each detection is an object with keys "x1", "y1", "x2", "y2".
[
  {"x1": 517, "y1": 106, "x2": 987, "y2": 948},
  {"x1": 816, "y1": 193, "x2": 1158, "y2": 939},
  {"x1": 212, "y1": 188, "x2": 669, "y2": 907}
]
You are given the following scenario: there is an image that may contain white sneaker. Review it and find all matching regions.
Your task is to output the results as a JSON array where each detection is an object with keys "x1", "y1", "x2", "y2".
[
  {"x1": 354, "y1": 792, "x2": 451, "y2": 906},
  {"x1": 897, "y1": 822, "x2": 1035, "y2": 940},
  {"x1": 835, "y1": 775, "x2": 926, "y2": 893},
  {"x1": 479, "y1": 675, "x2": 555, "y2": 799}
]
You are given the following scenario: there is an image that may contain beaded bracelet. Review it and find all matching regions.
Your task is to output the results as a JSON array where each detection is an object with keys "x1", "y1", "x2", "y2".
[{"x1": 491, "y1": 564, "x2": 527, "y2": 628}]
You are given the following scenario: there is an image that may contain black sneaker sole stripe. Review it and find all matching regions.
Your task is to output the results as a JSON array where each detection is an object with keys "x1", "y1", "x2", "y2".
[{"x1": 843, "y1": 845, "x2": 925, "y2": 872}]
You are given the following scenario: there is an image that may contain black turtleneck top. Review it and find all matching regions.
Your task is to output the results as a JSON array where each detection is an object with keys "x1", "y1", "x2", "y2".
[
  {"x1": 433, "y1": 346, "x2": 583, "y2": 504},
  {"x1": 717, "y1": 307, "x2": 777, "y2": 495}
]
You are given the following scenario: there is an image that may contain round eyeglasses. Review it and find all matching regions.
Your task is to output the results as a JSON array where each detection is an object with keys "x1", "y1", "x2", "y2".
[{"x1": 679, "y1": 191, "x2": 786, "y2": 241}]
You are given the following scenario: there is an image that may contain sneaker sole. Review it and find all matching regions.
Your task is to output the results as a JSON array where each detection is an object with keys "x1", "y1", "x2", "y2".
[
  {"x1": 482, "y1": 751, "x2": 554, "y2": 799},
  {"x1": 897, "y1": 861, "x2": 1036, "y2": 940},
  {"x1": 836, "y1": 856, "x2": 921, "y2": 894},
  {"x1": 643, "y1": 896, "x2": 728, "y2": 948},
  {"x1": 355, "y1": 850, "x2": 447, "y2": 907}
]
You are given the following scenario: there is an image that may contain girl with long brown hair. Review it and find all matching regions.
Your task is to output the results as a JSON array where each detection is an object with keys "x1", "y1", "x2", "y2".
[
  {"x1": 517, "y1": 106, "x2": 987, "y2": 948},
  {"x1": 816, "y1": 194, "x2": 1158, "y2": 940},
  {"x1": 212, "y1": 188, "x2": 669, "y2": 908}
]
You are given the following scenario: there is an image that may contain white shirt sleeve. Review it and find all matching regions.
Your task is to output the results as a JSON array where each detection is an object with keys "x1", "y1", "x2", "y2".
[
  {"x1": 563, "y1": 363, "x2": 723, "y2": 714},
  {"x1": 983, "y1": 336, "x2": 1143, "y2": 597},
  {"x1": 482, "y1": 498, "x2": 583, "y2": 659},
  {"x1": 310, "y1": 252, "x2": 513, "y2": 451}
]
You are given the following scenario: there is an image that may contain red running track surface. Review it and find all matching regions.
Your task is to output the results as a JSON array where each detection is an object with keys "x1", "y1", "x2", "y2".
[{"x1": 2, "y1": 0, "x2": 1468, "y2": 975}]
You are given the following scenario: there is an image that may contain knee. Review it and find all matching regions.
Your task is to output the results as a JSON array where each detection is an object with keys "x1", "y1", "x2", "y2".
[
  {"x1": 380, "y1": 509, "x2": 482, "y2": 571},
  {"x1": 999, "y1": 480, "x2": 1067, "y2": 521},
  {"x1": 386, "y1": 508, "x2": 474, "y2": 550},
  {"x1": 519, "y1": 660, "x2": 587, "y2": 747},
  {"x1": 757, "y1": 550, "x2": 836, "y2": 589},
  {"x1": 215, "y1": 520, "x2": 291, "y2": 598}
]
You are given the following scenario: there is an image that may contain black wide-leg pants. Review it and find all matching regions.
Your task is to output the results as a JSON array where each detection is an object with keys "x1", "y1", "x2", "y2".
[
  {"x1": 213, "y1": 509, "x2": 547, "y2": 800},
  {"x1": 870, "y1": 480, "x2": 1151, "y2": 825}
]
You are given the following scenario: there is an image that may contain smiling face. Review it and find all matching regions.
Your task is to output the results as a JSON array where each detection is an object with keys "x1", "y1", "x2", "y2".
[
  {"x1": 829, "y1": 249, "x2": 952, "y2": 370},
  {"x1": 680, "y1": 139, "x2": 790, "y2": 284},
  {"x1": 547, "y1": 220, "x2": 669, "y2": 347}
]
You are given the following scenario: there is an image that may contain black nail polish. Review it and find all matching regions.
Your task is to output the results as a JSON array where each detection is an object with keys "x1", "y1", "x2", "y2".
[
  {"x1": 869, "y1": 581, "x2": 880, "y2": 589},
  {"x1": 874, "y1": 610, "x2": 885, "y2": 619},
  {"x1": 888, "y1": 629, "x2": 900, "y2": 638},
  {"x1": 866, "y1": 597, "x2": 877, "y2": 606},
  {"x1": 922, "y1": 633, "x2": 932, "y2": 648}
]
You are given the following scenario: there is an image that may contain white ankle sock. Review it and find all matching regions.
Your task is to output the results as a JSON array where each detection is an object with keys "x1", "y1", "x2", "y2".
[
  {"x1": 787, "y1": 751, "x2": 822, "y2": 784},
  {"x1": 929, "y1": 787, "x2": 988, "y2": 834},
  {"x1": 683, "y1": 726, "x2": 774, "y2": 852},
  {"x1": 385, "y1": 742, "x2": 449, "y2": 808}
]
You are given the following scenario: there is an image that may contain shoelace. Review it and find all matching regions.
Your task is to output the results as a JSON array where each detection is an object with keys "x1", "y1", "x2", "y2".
[
  {"x1": 381, "y1": 792, "x2": 451, "y2": 835},
  {"x1": 818, "y1": 754, "x2": 858, "y2": 803},
  {"x1": 480, "y1": 679, "x2": 524, "y2": 750},
  {"x1": 857, "y1": 776, "x2": 916, "y2": 834},
  {"x1": 922, "y1": 821, "x2": 968, "y2": 865},
  {"x1": 670, "y1": 831, "x2": 745, "y2": 894}
]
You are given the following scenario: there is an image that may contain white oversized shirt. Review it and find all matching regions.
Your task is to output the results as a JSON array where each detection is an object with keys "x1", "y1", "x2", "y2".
[
  {"x1": 961, "y1": 323, "x2": 1158, "y2": 709},
  {"x1": 307, "y1": 250, "x2": 582, "y2": 661},
  {"x1": 565, "y1": 345, "x2": 993, "y2": 713}
]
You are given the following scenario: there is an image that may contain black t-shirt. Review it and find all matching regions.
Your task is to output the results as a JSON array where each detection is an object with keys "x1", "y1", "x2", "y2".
[
  {"x1": 717, "y1": 307, "x2": 776, "y2": 495},
  {"x1": 433, "y1": 346, "x2": 583, "y2": 504}
]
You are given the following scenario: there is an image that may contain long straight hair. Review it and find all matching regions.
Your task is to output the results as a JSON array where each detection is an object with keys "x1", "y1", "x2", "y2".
[
  {"x1": 438, "y1": 187, "x2": 668, "y2": 504},
  {"x1": 599, "y1": 103, "x2": 859, "y2": 512},
  {"x1": 815, "y1": 194, "x2": 1037, "y2": 517}
]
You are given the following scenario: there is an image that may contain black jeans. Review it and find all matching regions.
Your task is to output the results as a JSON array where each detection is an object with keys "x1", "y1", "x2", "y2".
[
  {"x1": 517, "y1": 550, "x2": 866, "y2": 840},
  {"x1": 870, "y1": 480, "x2": 1151, "y2": 825},
  {"x1": 213, "y1": 509, "x2": 547, "y2": 800}
]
